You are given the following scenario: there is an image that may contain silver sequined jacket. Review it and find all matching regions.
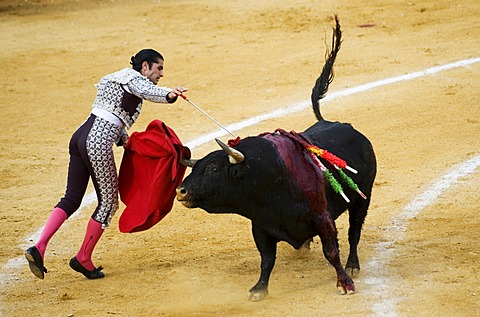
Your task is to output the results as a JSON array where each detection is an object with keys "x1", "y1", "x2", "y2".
[{"x1": 92, "y1": 68, "x2": 174, "y2": 129}]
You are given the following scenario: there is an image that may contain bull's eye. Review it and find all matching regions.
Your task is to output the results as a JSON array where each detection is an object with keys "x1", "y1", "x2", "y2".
[{"x1": 206, "y1": 162, "x2": 218, "y2": 173}]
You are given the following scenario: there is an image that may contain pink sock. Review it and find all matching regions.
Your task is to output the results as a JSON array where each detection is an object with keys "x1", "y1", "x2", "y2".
[
  {"x1": 75, "y1": 217, "x2": 104, "y2": 271},
  {"x1": 35, "y1": 207, "x2": 68, "y2": 259}
]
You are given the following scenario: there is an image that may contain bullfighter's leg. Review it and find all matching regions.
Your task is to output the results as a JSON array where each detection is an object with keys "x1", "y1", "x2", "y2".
[
  {"x1": 316, "y1": 213, "x2": 355, "y2": 295},
  {"x1": 249, "y1": 224, "x2": 278, "y2": 301},
  {"x1": 345, "y1": 196, "x2": 371, "y2": 276}
]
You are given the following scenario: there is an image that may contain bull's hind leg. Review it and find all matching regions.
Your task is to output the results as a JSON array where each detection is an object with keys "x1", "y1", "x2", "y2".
[
  {"x1": 249, "y1": 224, "x2": 278, "y2": 301},
  {"x1": 345, "y1": 197, "x2": 371, "y2": 276},
  {"x1": 317, "y1": 213, "x2": 355, "y2": 295}
]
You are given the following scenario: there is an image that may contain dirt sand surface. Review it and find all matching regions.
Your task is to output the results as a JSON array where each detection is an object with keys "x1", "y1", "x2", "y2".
[{"x1": 1, "y1": 0, "x2": 479, "y2": 316}]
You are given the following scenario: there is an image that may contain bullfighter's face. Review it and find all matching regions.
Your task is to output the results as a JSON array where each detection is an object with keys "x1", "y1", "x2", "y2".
[{"x1": 141, "y1": 60, "x2": 164, "y2": 85}]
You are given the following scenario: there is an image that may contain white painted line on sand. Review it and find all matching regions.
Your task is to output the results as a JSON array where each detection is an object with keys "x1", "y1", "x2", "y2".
[
  {"x1": 365, "y1": 155, "x2": 480, "y2": 317},
  {"x1": 185, "y1": 57, "x2": 480, "y2": 149}
]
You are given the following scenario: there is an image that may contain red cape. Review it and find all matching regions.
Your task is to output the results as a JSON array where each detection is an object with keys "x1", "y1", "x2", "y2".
[{"x1": 118, "y1": 120, "x2": 190, "y2": 233}]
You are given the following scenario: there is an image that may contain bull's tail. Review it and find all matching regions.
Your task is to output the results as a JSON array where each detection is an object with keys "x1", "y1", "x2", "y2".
[{"x1": 311, "y1": 15, "x2": 342, "y2": 121}]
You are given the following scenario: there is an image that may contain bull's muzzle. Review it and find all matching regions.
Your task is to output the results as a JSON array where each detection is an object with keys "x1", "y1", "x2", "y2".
[
  {"x1": 176, "y1": 186, "x2": 194, "y2": 208},
  {"x1": 176, "y1": 187, "x2": 187, "y2": 201}
]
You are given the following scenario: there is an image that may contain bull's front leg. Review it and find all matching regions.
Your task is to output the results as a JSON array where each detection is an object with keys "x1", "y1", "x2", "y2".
[
  {"x1": 317, "y1": 213, "x2": 355, "y2": 295},
  {"x1": 249, "y1": 224, "x2": 278, "y2": 301}
]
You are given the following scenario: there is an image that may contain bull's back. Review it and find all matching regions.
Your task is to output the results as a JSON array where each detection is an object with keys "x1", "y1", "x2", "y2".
[
  {"x1": 303, "y1": 120, "x2": 377, "y2": 216},
  {"x1": 304, "y1": 120, "x2": 375, "y2": 166}
]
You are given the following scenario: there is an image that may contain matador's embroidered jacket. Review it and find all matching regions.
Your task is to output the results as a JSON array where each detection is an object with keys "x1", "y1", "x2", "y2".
[{"x1": 92, "y1": 68, "x2": 174, "y2": 129}]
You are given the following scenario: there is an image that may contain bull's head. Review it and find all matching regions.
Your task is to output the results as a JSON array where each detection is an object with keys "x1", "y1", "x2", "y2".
[{"x1": 176, "y1": 138, "x2": 248, "y2": 210}]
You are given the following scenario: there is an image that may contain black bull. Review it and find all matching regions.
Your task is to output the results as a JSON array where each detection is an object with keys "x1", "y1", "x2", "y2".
[{"x1": 176, "y1": 16, "x2": 377, "y2": 301}]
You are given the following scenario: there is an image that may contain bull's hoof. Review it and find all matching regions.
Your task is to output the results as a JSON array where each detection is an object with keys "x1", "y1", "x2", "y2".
[
  {"x1": 248, "y1": 290, "x2": 268, "y2": 301},
  {"x1": 337, "y1": 284, "x2": 355, "y2": 295},
  {"x1": 345, "y1": 267, "x2": 360, "y2": 277}
]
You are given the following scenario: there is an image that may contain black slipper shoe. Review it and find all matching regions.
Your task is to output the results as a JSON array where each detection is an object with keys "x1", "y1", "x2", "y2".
[
  {"x1": 25, "y1": 246, "x2": 47, "y2": 279},
  {"x1": 69, "y1": 256, "x2": 105, "y2": 279}
]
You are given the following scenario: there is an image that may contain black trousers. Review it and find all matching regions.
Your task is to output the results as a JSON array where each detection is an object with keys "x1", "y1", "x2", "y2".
[{"x1": 56, "y1": 114, "x2": 121, "y2": 227}]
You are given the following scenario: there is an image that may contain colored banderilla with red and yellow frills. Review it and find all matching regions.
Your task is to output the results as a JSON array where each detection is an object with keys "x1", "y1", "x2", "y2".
[{"x1": 275, "y1": 128, "x2": 367, "y2": 203}]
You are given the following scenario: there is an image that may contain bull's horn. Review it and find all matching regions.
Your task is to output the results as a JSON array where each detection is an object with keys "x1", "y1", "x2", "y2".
[
  {"x1": 181, "y1": 158, "x2": 197, "y2": 168},
  {"x1": 215, "y1": 138, "x2": 245, "y2": 164}
]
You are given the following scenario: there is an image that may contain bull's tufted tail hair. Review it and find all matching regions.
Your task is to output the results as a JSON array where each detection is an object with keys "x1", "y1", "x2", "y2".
[{"x1": 311, "y1": 14, "x2": 342, "y2": 121}]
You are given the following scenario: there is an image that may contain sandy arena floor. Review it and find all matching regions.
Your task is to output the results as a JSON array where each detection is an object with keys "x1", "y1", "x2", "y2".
[{"x1": 1, "y1": 0, "x2": 479, "y2": 316}]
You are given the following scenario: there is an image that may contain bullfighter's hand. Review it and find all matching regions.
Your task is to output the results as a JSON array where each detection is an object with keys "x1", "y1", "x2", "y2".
[
  {"x1": 122, "y1": 135, "x2": 129, "y2": 149},
  {"x1": 168, "y1": 86, "x2": 188, "y2": 99}
]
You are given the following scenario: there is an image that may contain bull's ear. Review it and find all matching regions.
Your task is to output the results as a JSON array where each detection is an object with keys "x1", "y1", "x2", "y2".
[{"x1": 230, "y1": 163, "x2": 248, "y2": 179}]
